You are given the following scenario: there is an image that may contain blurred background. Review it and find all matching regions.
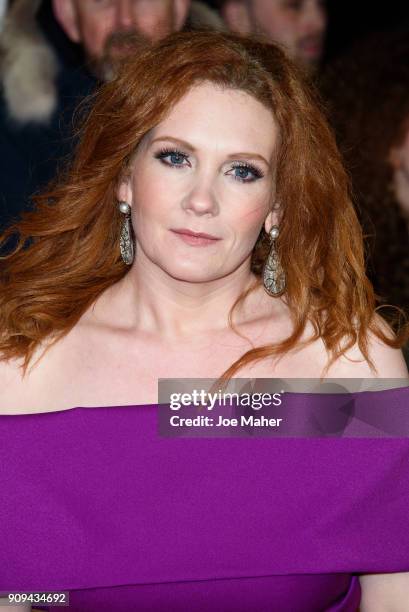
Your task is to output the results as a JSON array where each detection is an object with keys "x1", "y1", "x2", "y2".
[{"x1": 204, "y1": 0, "x2": 409, "y2": 63}]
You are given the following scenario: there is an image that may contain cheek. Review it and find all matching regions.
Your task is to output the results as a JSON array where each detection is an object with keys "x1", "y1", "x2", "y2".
[
  {"x1": 262, "y1": 11, "x2": 297, "y2": 48},
  {"x1": 228, "y1": 193, "x2": 270, "y2": 238},
  {"x1": 130, "y1": 170, "x2": 170, "y2": 223},
  {"x1": 136, "y1": 10, "x2": 174, "y2": 41},
  {"x1": 82, "y1": 18, "x2": 113, "y2": 57}
]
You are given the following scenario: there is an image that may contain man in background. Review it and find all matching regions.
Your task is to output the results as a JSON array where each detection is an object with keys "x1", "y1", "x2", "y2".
[
  {"x1": 218, "y1": 0, "x2": 327, "y2": 72},
  {"x1": 0, "y1": 0, "x2": 223, "y2": 230}
]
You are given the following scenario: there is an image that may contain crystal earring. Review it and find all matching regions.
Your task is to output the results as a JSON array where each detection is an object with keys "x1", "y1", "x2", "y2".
[
  {"x1": 262, "y1": 225, "x2": 286, "y2": 296},
  {"x1": 118, "y1": 201, "x2": 134, "y2": 265}
]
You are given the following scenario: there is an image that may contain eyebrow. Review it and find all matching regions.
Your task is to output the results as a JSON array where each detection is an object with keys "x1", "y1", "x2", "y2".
[{"x1": 150, "y1": 136, "x2": 271, "y2": 167}]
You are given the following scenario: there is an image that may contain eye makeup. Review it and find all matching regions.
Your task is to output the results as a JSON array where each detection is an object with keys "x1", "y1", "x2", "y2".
[
  {"x1": 153, "y1": 147, "x2": 265, "y2": 183},
  {"x1": 154, "y1": 147, "x2": 190, "y2": 167},
  {"x1": 229, "y1": 162, "x2": 264, "y2": 183}
]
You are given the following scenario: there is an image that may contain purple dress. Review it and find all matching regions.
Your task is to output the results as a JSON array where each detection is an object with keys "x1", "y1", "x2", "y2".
[{"x1": 0, "y1": 390, "x2": 408, "y2": 611}]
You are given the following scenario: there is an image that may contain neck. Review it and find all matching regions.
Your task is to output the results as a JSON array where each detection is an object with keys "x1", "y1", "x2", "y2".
[{"x1": 92, "y1": 250, "x2": 265, "y2": 343}]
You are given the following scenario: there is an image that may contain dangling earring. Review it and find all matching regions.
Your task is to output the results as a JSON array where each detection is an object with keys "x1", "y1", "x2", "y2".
[
  {"x1": 262, "y1": 225, "x2": 286, "y2": 296},
  {"x1": 118, "y1": 201, "x2": 134, "y2": 265}
]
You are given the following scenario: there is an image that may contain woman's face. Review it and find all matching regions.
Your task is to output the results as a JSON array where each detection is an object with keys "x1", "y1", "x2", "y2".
[{"x1": 118, "y1": 81, "x2": 279, "y2": 283}]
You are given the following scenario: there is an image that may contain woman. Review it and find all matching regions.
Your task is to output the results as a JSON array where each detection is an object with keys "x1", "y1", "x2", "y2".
[{"x1": 0, "y1": 31, "x2": 408, "y2": 612}]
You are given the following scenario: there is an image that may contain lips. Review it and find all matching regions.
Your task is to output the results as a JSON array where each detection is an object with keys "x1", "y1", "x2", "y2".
[
  {"x1": 299, "y1": 39, "x2": 323, "y2": 58},
  {"x1": 170, "y1": 229, "x2": 221, "y2": 247},
  {"x1": 171, "y1": 229, "x2": 220, "y2": 240}
]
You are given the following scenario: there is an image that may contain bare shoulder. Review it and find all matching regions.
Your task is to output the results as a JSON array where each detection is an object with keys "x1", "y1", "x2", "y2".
[
  {"x1": 0, "y1": 345, "x2": 50, "y2": 413},
  {"x1": 326, "y1": 314, "x2": 408, "y2": 378},
  {"x1": 365, "y1": 315, "x2": 408, "y2": 377},
  {"x1": 0, "y1": 601, "x2": 32, "y2": 611},
  {"x1": 0, "y1": 354, "x2": 26, "y2": 399},
  {"x1": 359, "y1": 572, "x2": 409, "y2": 611}
]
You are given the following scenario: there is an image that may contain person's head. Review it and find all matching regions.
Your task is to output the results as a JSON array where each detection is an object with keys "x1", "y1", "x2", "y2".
[
  {"x1": 1, "y1": 30, "x2": 403, "y2": 380},
  {"x1": 219, "y1": 0, "x2": 327, "y2": 70},
  {"x1": 52, "y1": 0, "x2": 190, "y2": 78},
  {"x1": 116, "y1": 82, "x2": 279, "y2": 285},
  {"x1": 320, "y1": 29, "x2": 409, "y2": 319}
]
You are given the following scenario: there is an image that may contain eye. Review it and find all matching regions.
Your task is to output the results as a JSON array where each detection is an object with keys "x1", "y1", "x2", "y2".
[
  {"x1": 154, "y1": 148, "x2": 190, "y2": 168},
  {"x1": 228, "y1": 162, "x2": 264, "y2": 183}
]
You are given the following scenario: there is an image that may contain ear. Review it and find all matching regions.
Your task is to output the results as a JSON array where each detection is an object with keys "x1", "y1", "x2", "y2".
[
  {"x1": 264, "y1": 203, "x2": 282, "y2": 235},
  {"x1": 221, "y1": 0, "x2": 252, "y2": 33},
  {"x1": 52, "y1": 0, "x2": 81, "y2": 43},
  {"x1": 117, "y1": 173, "x2": 134, "y2": 208},
  {"x1": 173, "y1": 0, "x2": 191, "y2": 31}
]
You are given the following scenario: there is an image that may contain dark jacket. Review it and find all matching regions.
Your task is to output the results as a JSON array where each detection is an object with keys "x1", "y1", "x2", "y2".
[{"x1": 0, "y1": 0, "x2": 224, "y2": 231}]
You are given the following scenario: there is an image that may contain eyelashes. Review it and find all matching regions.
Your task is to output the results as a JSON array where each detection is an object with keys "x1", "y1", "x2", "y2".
[
  {"x1": 231, "y1": 161, "x2": 264, "y2": 182},
  {"x1": 154, "y1": 147, "x2": 188, "y2": 166},
  {"x1": 153, "y1": 147, "x2": 265, "y2": 183}
]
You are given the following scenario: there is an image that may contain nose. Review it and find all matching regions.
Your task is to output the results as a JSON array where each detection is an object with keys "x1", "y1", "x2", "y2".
[
  {"x1": 115, "y1": 0, "x2": 135, "y2": 31},
  {"x1": 182, "y1": 176, "x2": 219, "y2": 217},
  {"x1": 301, "y1": 0, "x2": 327, "y2": 36}
]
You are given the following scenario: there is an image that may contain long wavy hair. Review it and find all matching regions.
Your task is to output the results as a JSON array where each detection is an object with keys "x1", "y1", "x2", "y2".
[
  {"x1": 320, "y1": 29, "x2": 409, "y2": 321},
  {"x1": 0, "y1": 30, "x2": 407, "y2": 386}
]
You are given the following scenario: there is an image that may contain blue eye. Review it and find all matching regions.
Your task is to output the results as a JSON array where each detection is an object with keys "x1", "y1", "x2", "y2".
[
  {"x1": 234, "y1": 166, "x2": 252, "y2": 180},
  {"x1": 230, "y1": 163, "x2": 264, "y2": 183},
  {"x1": 154, "y1": 148, "x2": 189, "y2": 167}
]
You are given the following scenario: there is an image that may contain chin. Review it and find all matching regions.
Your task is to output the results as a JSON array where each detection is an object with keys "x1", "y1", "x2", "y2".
[{"x1": 163, "y1": 266, "x2": 219, "y2": 284}]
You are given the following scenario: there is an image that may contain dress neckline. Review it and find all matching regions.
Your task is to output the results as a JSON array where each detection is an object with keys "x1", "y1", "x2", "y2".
[{"x1": 1, "y1": 403, "x2": 161, "y2": 416}]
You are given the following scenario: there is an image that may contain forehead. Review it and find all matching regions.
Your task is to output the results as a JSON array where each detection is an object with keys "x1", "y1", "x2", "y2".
[{"x1": 148, "y1": 82, "x2": 279, "y2": 158}]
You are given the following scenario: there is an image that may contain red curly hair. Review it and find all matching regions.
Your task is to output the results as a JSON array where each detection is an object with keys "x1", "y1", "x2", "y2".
[{"x1": 0, "y1": 30, "x2": 406, "y2": 385}]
